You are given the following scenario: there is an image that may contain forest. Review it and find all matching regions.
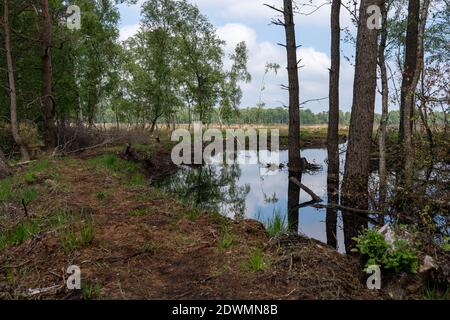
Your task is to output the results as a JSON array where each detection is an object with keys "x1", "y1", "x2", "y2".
[{"x1": 0, "y1": 0, "x2": 448, "y2": 302}]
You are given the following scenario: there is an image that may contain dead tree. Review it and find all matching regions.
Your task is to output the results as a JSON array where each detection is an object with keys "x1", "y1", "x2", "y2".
[
  {"x1": 327, "y1": 0, "x2": 341, "y2": 183},
  {"x1": 264, "y1": 0, "x2": 302, "y2": 172}
]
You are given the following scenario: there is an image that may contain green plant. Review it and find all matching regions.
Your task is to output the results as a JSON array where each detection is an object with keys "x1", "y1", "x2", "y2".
[
  {"x1": 187, "y1": 208, "x2": 201, "y2": 221},
  {"x1": 244, "y1": 248, "x2": 268, "y2": 272},
  {"x1": 422, "y1": 285, "x2": 450, "y2": 300},
  {"x1": 96, "y1": 191, "x2": 107, "y2": 200},
  {"x1": 442, "y1": 237, "x2": 450, "y2": 252},
  {"x1": 79, "y1": 220, "x2": 94, "y2": 246},
  {"x1": 0, "y1": 178, "x2": 14, "y2": 202},
  {"x1": 0, "y1": 220, "x2": 41, "y2": 249},
  {"x1": 139, "y1": 241, "x2": 161, "y2": 254},
  {"x1": 59, "y1": 228, "x2": 78, "y2": 253},
  {"x1": 129, "y1": 174, "x2": 146, "y2": 187},
  {"x1": 383, "y1": 240, "x2": 419, "y2": 273},
  {"x1": 265, "y1": 210, "x2": 287, "y2": 237},
  {"x1": 24, "y1": 172, "x2": 37, "y2": 184},
  {"x1": 82, "y1": 282, "x2": 101, "y2": 300},
  {"x1": 59, "y1": 220, "x2": 94, "y2": 252},
  {"x1": 128, "y1": 208, "x2": 149, "y2": 217},
  {"x1": 22, "y1": 187, "x2": 38, "y2": 204},
  {"x1": 218, "y1": 233, "x2": 235, "y2": 249},
  {"x1": 353, "y1": 228, "x2": 419, "y2": 274}
]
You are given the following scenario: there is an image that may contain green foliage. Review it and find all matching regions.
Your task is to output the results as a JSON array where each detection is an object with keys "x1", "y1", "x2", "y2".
[
  {"x1": 0, "y1": 177, "x2": 14, "y2": 202},
  {"x1": 243, "y1": 248, "x2": 268, "y2": 272},
  {"x1": 0, "y1": 220, "x2": 41, "y2": 249},
  {"x1": 265, "y1": 210, "x2": 288, "y2": 237},
  {"x1": 82, "y1": 282, "x2": 101, "y2": 300},
  {"x1": 353, "y1": 228, "x2": 419, "y2": 273},
  {"x1": 128, "y1": 208, "x2": 150, "y2": 217},
  {"x1": 88, "y1": 154, "x2": 140, "y2": 175},
  {"x1": 59, "y1": 219, "x2": 95, "y2": 253},
  {"x1": 96, "y1": 191, "x2": 107, "y2": 200},
  {"x1": 21, "y1": 187, "x2": 38, "y2": 204},
  {"x1": 422, "y1": 285, "x2": 450, "y2": 300},
  {"x1": 218, "y1": 233, "x2": 235, "y2": 250},
  {"x1": 129, "y1": 173, "x2": 146, "y2": 187}
]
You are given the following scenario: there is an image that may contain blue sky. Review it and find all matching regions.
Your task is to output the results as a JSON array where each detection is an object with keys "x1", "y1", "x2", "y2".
[{"x1": 117, "y1": 0, "x2": 365, "y2": 113}]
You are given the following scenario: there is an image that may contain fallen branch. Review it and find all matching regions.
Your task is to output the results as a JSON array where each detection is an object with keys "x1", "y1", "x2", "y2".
[
  {"x1": 312, "y1": 203, "x2": 383, "y2": 215},
  {"x1": 289, "y1": 177, "x2": 322, "y2": 202},
  {"x1": 60, "y1": 139, "x2": 113, "y2": 155}
]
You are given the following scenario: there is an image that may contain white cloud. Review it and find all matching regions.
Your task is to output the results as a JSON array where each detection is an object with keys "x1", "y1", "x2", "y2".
[
  {"x1": 216, "y1": 22, "x2": 354, "y2": 110},
  {"x1": 119, "y1": 23, "x2": 140, "y2": 41}
]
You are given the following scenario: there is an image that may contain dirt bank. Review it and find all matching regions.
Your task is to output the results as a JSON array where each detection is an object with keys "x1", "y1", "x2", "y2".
[{"x1": 0, "y1": 141, "x2": 386, "y2": 300}]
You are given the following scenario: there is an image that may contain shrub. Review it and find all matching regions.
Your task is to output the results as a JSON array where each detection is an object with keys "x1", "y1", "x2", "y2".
[{"x1": 353, "y1": 228, "x2": 419, "y2": 273}]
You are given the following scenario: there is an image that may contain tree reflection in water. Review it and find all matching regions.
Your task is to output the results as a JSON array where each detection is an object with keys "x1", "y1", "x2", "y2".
[{"x1": 158, "y1": 163, "x2": 250, "y2": 219}]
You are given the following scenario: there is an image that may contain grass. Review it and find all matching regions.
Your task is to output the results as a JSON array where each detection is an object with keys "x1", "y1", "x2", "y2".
[
  {"x1": 88, "y1": 154, "x2": 141, "y2": 175},
  {"x1": 422, "y1": 285, "x2": 450, "y2": 300},
  {"x1": 139, "y1": 241, "x2": 162, "y2": 254},
  {"x1": 82, "y1": 282, "x2": 101, "y2": 300},
  {"x1": 128, "y1": 208, "x2": 150, "y2": 217},
  {"x1": 21, "y1": 187, "x2": 38, "y2": 204},
  {"x1": 132, "y1": 188, "x2": 168, "y2": 202},
  {"x1": 218, "y1": 233, "x2": 235, "y2": 250},
  {"x1": 265, "y1": 210, "x2": 288, "y2": 237},
  {"x1": 243, "y1": 248, "x2": 268, "y2": 272},
  {"x1": 95, "y1": 191, "x2": 108, "y2": 200},
  {"x1": 187, "y1": 208, "x2": 201, "y2": 221},
  {"x1": 0, "y1": 219, "x2": 41, "y2": 249},
  {"x1": 0, "y1": 177, "x2": 14, "y2": 202},
  {"x1": 129, "y1": 173, "x2": 146, "y2": 187},
  {"x1": 59, "y1": 219, "x2": 94, "y2": 253}
]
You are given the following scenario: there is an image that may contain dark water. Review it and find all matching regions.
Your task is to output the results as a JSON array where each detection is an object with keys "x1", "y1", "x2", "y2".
[{"x1": 157, "y1": 145, "x2": 348, "y2": 253}]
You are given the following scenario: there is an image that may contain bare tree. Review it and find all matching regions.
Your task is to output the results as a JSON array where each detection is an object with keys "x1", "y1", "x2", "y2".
[
  {"x1": 265, "y1": 0, "x2": 302, "y2": 172},
  {"x1": 341, "y1": 0, "x2": 384, "y2": 251},
  {"x1": 40, "y1": 0, "x2": 57, "y2": 149},
  {"x1": 326, "y1": 0, "x2": 341, "y2": 249},
  {"x1": 327, "y1": 0, "x2": 340, "y2": 182},
  {"x1": 2, "y1": 0, "x2": 30, "y2": 161}
]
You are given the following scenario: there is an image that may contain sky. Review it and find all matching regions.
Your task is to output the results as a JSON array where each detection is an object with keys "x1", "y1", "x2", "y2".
[{"x1": 117, "y1": 0, "x2": 367, "y2": 113}]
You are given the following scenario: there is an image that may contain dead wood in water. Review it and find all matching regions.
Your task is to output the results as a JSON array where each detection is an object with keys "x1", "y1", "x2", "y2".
[{"x1": 289, "y1": 177, "x2": 322, "y2": 203}]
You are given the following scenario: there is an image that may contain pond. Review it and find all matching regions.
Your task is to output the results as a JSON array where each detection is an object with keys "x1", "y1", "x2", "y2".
[{"x1": 156, "y1": 145, "x2": 349, "y2": 253}]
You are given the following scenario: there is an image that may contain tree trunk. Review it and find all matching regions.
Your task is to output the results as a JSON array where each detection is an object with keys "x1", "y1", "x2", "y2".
[
  {"x1": 402, "y1": 0, "x2": 431, "y2": 186},
  {"x1": 287, "y1": 171, "x2": 301, "y2": 232},
  {"x1": 2, "y1": 0, "x2": 30, "y2": 161},
  {"x1": 41, "y1": 0, "x2": 57, "y2": 149},
  {"x1": 399, "y1": 0, "x2": 420, "y2": 142},
  {"x1": 326, "y1": 0, "x2": 341, "y2": 249},
  {"x1": 327, "y1": 0, "x2": 341, "y2": 182},
  {"x1": 341, "y1": 0, "x2": 384, "y2": 252},
  {"x1": 283, "y1": 0, "x2": 302, "y2": 172},
  {"x1": 0, "y1": 148, "x2": 11, "y2": 178},
  {"x1": 378, "y1": 2, "x2": 389, "y2": 212}
]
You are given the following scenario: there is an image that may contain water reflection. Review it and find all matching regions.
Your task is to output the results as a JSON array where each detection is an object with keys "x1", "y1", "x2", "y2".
[{"x1": 157, "y1": 146, "x2": 348, "y2": 253}]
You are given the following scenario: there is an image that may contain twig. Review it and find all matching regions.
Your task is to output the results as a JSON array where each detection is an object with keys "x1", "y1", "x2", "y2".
[{"x1": 21, "y1": 198, "x2": 28, "y2": 217}]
